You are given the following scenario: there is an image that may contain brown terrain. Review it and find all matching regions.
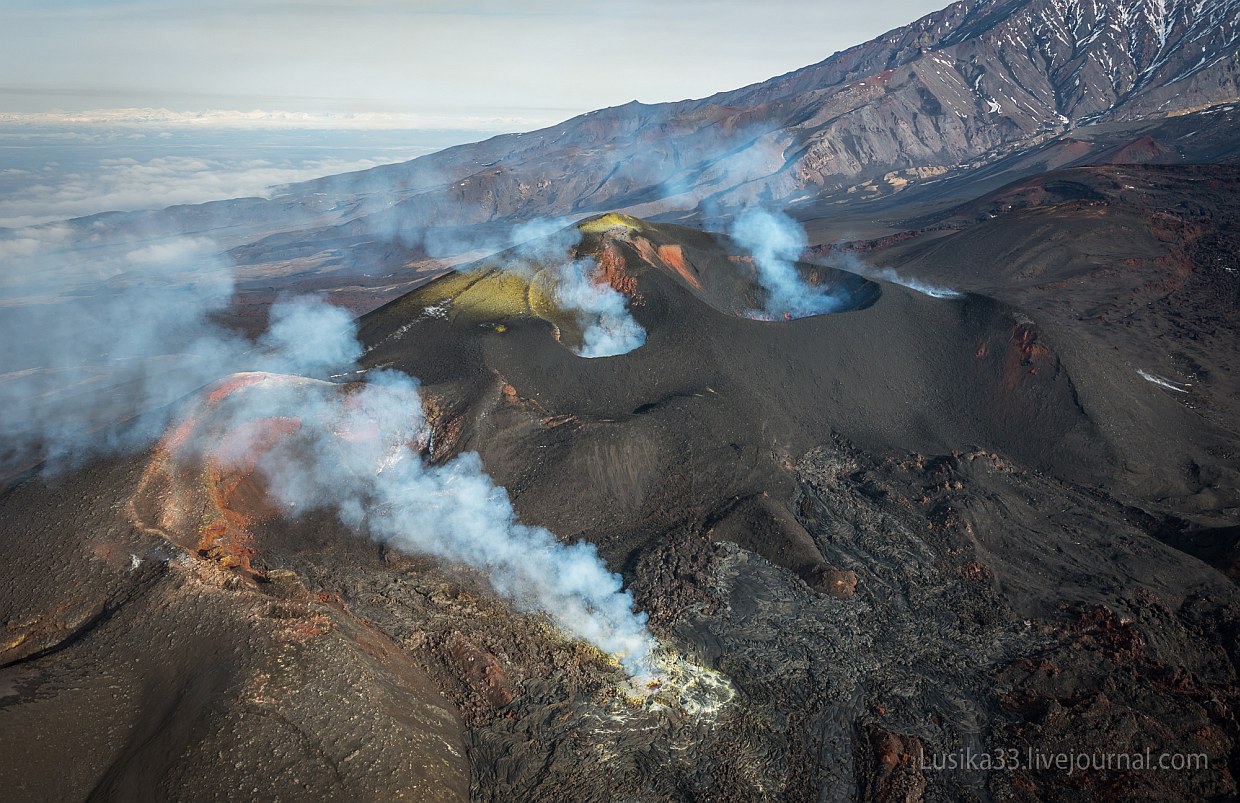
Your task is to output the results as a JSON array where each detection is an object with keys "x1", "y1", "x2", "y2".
[
  {"x1": 2, "y1": 0, "x2": 1240, "y2": 801},
  {"x1": 2, "y1": 198, "x2": 1239, "y2": 799}
]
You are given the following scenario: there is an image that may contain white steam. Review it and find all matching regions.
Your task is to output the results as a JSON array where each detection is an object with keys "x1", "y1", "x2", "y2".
[
  {"x1": 0, "y1": 224, "x2": 360, "y2": 474},
  {"x1": 728, "y1": 207, "x2": 845, "y2": 319},
  {"x1": 823, "y1": 249, "x2": 962, "y2": 299},
  {"x1": 258, "y1": 297, "x2": 363, "y2": 371},
  {"x1": 2, "y1": 219, "x2": 656, "y2": 675},
  {"x1": 864, "y1": 266, "x2": 962, "y2": 299},
  {"x1": 550, "y1": 259, "x2": 647, "y2": 358},
  {"x1": 205, "y1": 372, "x2": 655, "y2": 673},
  {"x1": 504, "y1": 218, "x2": 646, "y2": 358}
]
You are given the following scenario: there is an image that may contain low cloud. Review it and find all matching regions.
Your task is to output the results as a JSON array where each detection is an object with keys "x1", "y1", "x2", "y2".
[
  {"x1": 0, "y1": 108, "x2": 559, "y2": 131},
  {"x1": 0, "y1": 153, "x2": 423, "y2": 228}
]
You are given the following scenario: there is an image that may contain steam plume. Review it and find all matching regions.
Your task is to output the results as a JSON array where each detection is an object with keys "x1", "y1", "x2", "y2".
[
  {"x1": 0, "y1": 225, "x2": 360, "y2": 474},
  {"x1": 1, "y1": 220, "x2": 655, "y2": 675},
  {"x1": 207, "y1": 372, "x2": 654, "y2": 673},
  {"x1": 728, "y1": 207, "x2": 845, "y2": 318},
  {"x1": 550, "y1": 259, "x2": 647, "y2": 358},
  {"x1": 865, "y1": 267, "x2": 962, "y2": 299},
  {"x1": 830, "y1": 252, "x2": 962, "y2": 298},
  {"x1": 507, "y1": 218, "x2": 646, "y2": 358}
]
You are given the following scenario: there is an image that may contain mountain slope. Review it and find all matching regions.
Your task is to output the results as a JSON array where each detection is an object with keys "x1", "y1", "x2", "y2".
[
  {"x1": 13, "y1": 0, "x2": 1240, "y2": 318},
  {"x1": 208, "y1": 0, "x2": 1240, "y2": 278},
  {"x1": 308, "y1": 0, "x2": 1240, "y2": 210},
  {"x1": 3, "y1": 214, "x2": 1237, "y2": 799}
]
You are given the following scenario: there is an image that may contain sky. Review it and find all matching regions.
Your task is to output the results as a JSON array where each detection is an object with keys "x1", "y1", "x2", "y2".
[{"x1": 0, "y1": 0, "x2": 946, "y2": 125}]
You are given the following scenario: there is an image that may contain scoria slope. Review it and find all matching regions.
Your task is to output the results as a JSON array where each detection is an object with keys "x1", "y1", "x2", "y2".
[{"x1": 1, "y1": 213, "x2": 1238, "y2": 799}]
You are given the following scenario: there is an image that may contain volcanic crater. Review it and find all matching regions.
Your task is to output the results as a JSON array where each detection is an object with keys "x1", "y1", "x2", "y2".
[{"x1": 1, "y1": 209, "x2": 1237, "y2": 801}]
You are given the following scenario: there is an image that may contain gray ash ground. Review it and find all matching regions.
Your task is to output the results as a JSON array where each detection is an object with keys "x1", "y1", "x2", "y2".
[{"x1": 2, "y1": 189, "x2": 1238, "y2": 801}]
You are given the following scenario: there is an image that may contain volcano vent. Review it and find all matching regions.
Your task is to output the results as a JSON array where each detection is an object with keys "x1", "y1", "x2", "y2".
[{"x1": 132, "y1": 369, "x2": 658, "y2": 675}]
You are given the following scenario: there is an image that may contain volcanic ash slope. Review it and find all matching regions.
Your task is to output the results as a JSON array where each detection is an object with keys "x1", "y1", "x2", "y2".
[{"x1": 0, "y1": 213, "x2": 1237, "y2": 801}]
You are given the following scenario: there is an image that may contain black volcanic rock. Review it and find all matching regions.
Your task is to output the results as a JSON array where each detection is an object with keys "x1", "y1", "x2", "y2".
[
  {"x1": 869, "y1": 163, "x2": 1240, "y2": 495},
  {"x1": 1, "y1": 212, "x2": 1238, "y2": 800}
]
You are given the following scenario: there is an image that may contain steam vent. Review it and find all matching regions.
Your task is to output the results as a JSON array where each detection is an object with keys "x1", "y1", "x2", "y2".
[
  {"x1": 360, "y1": 213, "x2": 881, "y2": 362},
  {"x1": 5, "y1": 0, "x2": 1240, "y2": 798}
]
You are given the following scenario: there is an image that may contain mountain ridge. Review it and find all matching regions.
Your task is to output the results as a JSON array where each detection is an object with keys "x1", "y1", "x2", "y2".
[
  {"x1": 12, "y1": 0, "x2": 1239, "y2": 311},
  {"x1": 249, "y1": 0, "x2": 1240, "y2": 257}
]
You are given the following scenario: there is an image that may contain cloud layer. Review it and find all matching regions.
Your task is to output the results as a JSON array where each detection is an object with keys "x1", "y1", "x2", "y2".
[
  {"x1": 0, "y1": 150, "x2": 427, "y2": 228},
  {"x1": 0, "y1": 120, "x2": 532, "y2": 227},
  {"x1": 0, "y1": 108, "x2": 561, "y2": 131}
]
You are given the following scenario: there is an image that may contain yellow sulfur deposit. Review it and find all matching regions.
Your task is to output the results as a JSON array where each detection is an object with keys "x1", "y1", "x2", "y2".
[{"x1": 578, "y1": 212, "x2": 643, "y2": 234}]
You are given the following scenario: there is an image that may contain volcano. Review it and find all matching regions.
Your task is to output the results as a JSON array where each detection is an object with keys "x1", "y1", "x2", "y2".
[
  {"x1": 4, "y1": 0, "x2": 1240, "y2": 797},
  {"x1": 2, "y1": 207, "x2": 1237, "y2": 801}
]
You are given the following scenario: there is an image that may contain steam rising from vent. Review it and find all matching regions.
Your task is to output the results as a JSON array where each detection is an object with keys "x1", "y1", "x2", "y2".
[
  {"x1": 200, "y1": 372, "x2": 656, "y2": 675},
  {"x1": 550, "y1": 259, "x2": 647, "y2": 358},
  {"x1": 728, "y1": 208, "x2": 846, "y2": 318},
  {"x1": 858, "y1": 265, "x2": 962, "y2": 299},
  {"x1": 506, "y1": 218, "x2": 646, "y2": 358}
]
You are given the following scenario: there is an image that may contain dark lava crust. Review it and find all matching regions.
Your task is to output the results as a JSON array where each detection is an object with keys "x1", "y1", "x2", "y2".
[{"x1": 1, "y1": 210, "x2": 1238, "y2": 801}]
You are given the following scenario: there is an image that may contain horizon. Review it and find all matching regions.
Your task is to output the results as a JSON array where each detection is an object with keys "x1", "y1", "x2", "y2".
[
  {"x1": 0, "y1": 1, "x2": 944, "y2": 124},
  {"x1": 0, "y1": 0, "x2": 946, "y2": 226}
]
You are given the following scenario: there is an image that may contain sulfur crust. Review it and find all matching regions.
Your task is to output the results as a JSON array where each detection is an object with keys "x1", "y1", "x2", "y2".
[
  {"x1": 451, "y1": 269, "x2": 534, "y2": 320},
  {"x1": 577, "y1": 212, "x2": 642, "y2": 234}
]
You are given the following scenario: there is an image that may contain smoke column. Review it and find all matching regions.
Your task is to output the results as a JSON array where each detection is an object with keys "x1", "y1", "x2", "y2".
[
  {"x1": 728, "y1": 207, "x2": 845, "y2": 318},
  {"x1": 506, "y1": 218, "x2": 646, "y2": 358},
  {"x1": 0, "y1": 220, "x2": 656, "y2": 675}
]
